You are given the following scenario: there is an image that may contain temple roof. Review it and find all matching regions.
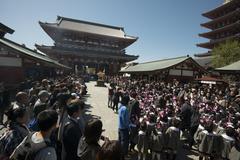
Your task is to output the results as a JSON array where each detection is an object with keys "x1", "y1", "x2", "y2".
[
  {"x1": 0, "y1": 23, "x2": 14, "y2": 37},
  {"x1": 120, "y1": 56, "x2": 206, "y2": 73},
  {"x1": 194, "y1": 52, "x2": 212, "y2": 57},
  {"x1": 194, "y1": 56, "x2": 213, "y2": 68},
  {"x1": 216, "y1": 59, "x2": 240, "y2": 71},
  {"x1": 0, "y1": 38, "x2": 70, "y2": 69},
  {"x1": 202, "y1": 0, "x2": 239, "y2": 19},
  {"x1": 35, "y1": 44, "x2": 138, "y2": 62},
  {"x1": 39, "y1": 16, "x2": 138, "y2": 42}
]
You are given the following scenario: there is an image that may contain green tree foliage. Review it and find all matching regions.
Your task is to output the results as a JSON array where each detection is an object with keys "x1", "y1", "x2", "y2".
[{"x1": 212, "y1": 40, "x2": 240, "y2": 68}]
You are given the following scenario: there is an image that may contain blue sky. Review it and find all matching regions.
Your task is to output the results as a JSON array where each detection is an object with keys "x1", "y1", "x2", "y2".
[{"x1": 1, "y1": 0, "x2": 222, "y2": 62}]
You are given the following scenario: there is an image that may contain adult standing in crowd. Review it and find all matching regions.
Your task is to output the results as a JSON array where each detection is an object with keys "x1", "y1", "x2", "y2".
[
  {"x1": 62, "y1": 99, "x2": 83, "y2": 160},
  {"x1": 10, "y1": 110, "x2": 58, "y2": 160},
  {"x1": 77, "y1": 119, "x2": 104, "y2": 160},
  {"x1": 129, "y1": 92, "x2": 141, "y2": 120},
  {"x1": 118, "y1": 95, "x2": 130, "y2": 159},
  {"x1": 97, "y1": 140, "x2": 122, "y2": 160},
  {"x1": 34, "y1": 90, "x2": 50, "y2": 109},
  {"x1": 112, "y1": 88, "x2": 121, "y2": 112},
  {"x1": 13, "y1": 92, "x2": 29, "y2": 109},
  {"x1": 0, "y1": 107, "x2": 29, "y2": 158},
  {"x1": 0, "y1": 84, "x2": 10, "y2": 125},
  {"x1": 107, "y1": 83, "x2": 114, "y2": 108},
  {"x1": 179, "y1": 96, "x2": 192, "y2": 131}
]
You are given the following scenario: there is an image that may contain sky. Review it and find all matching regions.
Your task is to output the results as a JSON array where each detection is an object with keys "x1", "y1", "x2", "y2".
[{"x1": 0, "y1": 0, "x2": 222, "y2": 62}]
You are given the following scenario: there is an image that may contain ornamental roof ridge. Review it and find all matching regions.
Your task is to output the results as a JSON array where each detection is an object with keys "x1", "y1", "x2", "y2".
[
  {"x1": 0, "y1": 23, "x2": 14, "y2": 34},
  {"x1": 57, "y1": 15, "x2": 124, "y2": 31},
  {"x1": 139, "y1": 55, "x2": 190, "y2": 65}
]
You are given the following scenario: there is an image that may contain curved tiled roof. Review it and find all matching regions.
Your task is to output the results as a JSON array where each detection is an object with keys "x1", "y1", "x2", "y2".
[
  {"x1": 0, "y1": 38, "x2": 71, "y2": 69},
  {"x1": 121, "y1": 56, "x2": 206, "y2": 73}
]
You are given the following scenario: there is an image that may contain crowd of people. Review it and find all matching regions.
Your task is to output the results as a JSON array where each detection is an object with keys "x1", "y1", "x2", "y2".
[
  {"x1": 107, "y1": 77, "x2": 240, "y2": 160},
  {"x1": 0, "y1": 75, "x2": 122, "y2": 160},
  {"x1": 1, "y1": 74, "x2": 240, "y2": 160}
]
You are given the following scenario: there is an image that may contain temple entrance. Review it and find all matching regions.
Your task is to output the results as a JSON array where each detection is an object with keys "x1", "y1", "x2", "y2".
[{"x1": 74, "y1": 63, "x2": 112, "y2": 75}]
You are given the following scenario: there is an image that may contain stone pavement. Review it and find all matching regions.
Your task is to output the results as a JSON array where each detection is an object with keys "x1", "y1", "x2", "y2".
[
  {"x1": 84, "y1": 81, "x2": 199, "y2": 160},
  {"x1": 83, "y1": 81, "x2": 118, "y2": 140}
]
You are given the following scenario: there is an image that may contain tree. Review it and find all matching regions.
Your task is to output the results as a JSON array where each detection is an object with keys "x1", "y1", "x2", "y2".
[{"x1": 212, "y1": 40, "x2": 240, "y2": 68}]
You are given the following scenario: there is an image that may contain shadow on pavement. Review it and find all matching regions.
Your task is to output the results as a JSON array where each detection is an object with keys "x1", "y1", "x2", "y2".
[{"x1": 82, "y1": 94, "x2": 101, "y2": 122}]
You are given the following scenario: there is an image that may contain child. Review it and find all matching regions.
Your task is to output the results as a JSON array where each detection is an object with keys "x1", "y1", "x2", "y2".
[
  {"x1": 137, "y1": 120, "x2": 148, "y2": 160},
  {"x1": 151, "y1": 129, "x2": 165, "y2": 160},
  {"x1": 221, "y1": 126, "x2": 235, "y2": 159},
  {"x1": 197, "y1": 121, "x2": 220, "y2": 160},
  {"x1": 129, "y1": 116, "x2": 139, "y2": 152},
  {"x1": 146, "y1": 113, "x2": 157, "y2": 153},
  {"x1": 165, "y1": 117, "x2": 181, "y2": 160}
]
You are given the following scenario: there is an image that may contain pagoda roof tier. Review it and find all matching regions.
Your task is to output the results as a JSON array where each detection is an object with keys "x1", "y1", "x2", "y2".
[
  {"x1": 35, "y1": 45, "x2": 138, "y2": 62},
  {"x1": 39, "y1": 16, "x2": 138, "y2": 49},
  {"x1": 197, "y1": 33, "x2": 240, "y2": 49},
  {"x1": 199, "y1": 21, "x2": 240, "y2": 39},
  {"x1": 201, "y1": 8, "x2": 240, "y2": 29},
  {"x1": 202, "y1": 0, "x2": 240, "y2": 19}
]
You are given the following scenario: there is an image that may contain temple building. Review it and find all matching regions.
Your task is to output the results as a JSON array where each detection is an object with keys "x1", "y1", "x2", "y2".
[
  {"x1": 0, "y1": 23, "x2": 69, "y2": 85},
  {"x1": 36, "y1": 16, "x2": 138, "y2": 75},
  {"x1": 120, "y1": 56, "x2": 207, "y2": 82},
  {"x1": 195, "y1": 0, "x2": 240, "y2": 57}
]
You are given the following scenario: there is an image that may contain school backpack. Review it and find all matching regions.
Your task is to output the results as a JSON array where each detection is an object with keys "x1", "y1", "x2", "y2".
[
  {"x1": 0, "y1": 128, "x2": 11, "y2": 160},
  {"x1": 9, "y1": 132, "x2": 53, "y2": 160}
]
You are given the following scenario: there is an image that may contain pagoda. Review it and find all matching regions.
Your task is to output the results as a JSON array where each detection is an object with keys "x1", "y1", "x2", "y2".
[
  {"x1": 195, "y1": 0, "x2": 240, "y2": 57},
  {"x1": 36, "y1": 16, "x2": 138, "y2": 75}
]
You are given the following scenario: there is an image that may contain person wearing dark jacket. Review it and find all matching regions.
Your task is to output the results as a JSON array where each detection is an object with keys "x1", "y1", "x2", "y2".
[
  {"x1": 0, "y1": 87, "x2": 10, "y2": 125},
  {"x1": 180, "y1": 98, "x2": 192, "y2": 131},
  {"x1": 189, "y1": 106, "x2": 200, "y2": 148},
  {"x1": 62, "y1": 99, "x2": 83, "y2": 160},
  {"x1": 112, "y1": 88, "x2": 122, "y2": 112},
  {"x1": 128, "y1": 92, "x2": 141, "y2": 119},
  {"x1": 1, "y1": 107, "x2": 29, "y2": 157},
  {"x1": 77, "y1": 119, "x2": 104, "y2": 160}
]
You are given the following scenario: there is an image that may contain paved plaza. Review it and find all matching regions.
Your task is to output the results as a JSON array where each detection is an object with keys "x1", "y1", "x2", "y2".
[
  {"x1": 84, "y1": 81, "x2": 199, "y2": 160},
  {"x1": 83, "y1": 81, "x2": 119, "y2": 140}
]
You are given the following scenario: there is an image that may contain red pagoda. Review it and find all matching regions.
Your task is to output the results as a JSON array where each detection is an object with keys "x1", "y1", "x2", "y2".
[
  {"x1": 36, "y1": 16, "x2": 138, "y2": 75},
  {"x1": 196, "y1": 0, "x2": 240, "y2": 57}
]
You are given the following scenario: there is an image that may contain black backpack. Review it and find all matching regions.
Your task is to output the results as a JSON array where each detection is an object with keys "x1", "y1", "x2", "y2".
[{"x1": 11, "y1": 132, "x2": 53, "y2": 160}]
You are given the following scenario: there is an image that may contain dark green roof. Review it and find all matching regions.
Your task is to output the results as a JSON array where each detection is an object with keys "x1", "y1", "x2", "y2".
[
  {"x1": 216, "y1": 60, "x2": 240, "y2": 71},
  {"x1": 0, "y1": 38, "x2": 71, "y2": 69},
  {"x1": 0, "y1": 23, "x2": 14, "y2": 34},
  {"x1": 121, "y1": 56, "x2": 204, "y2": 73}
]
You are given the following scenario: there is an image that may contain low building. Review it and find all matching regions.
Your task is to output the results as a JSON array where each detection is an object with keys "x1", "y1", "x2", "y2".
[
  {"x1": 215, "y1": 60, "x2": 240, "y2": 82},
  {"x1": 216, "y1": 60, "x2": 240, "y2": 74},
  {"x1": 0, "y1": 23, "x2": 70, "y2": 86},
  {"x1": 194, "y1": 56, "x2": 213, "y2": 69},
  {"x1": 120, "y1": 56, "x2": 207, "y2": 82}
]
